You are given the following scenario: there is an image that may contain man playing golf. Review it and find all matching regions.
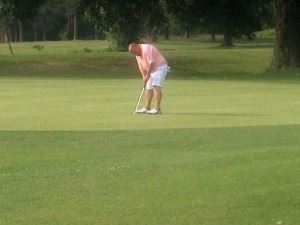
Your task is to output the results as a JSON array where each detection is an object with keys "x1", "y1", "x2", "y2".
[{"x1": 129, "y1": 43, "x2": 169, "y2": 114}]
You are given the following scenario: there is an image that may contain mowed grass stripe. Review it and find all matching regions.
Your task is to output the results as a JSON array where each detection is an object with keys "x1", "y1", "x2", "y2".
[
  {"x1": 0, "y1": 125, "x2": 299, "y2": 225},
  {"x1": 0, "y1": 78, "x2": 299, "y2": 130}
]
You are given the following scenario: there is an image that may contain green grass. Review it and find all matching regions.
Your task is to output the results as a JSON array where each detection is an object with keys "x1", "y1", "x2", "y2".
[{"x1": 0, "y1": 37, "x2": 299, "y2": 225}]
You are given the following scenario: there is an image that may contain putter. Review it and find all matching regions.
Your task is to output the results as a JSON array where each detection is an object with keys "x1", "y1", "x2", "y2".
[{"x1": 132, "y1": 87, "x2": 145, "y2": 115}]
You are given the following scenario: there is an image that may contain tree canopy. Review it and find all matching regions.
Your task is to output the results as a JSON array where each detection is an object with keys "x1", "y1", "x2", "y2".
[
  {"x1": 0, "y1": 0, "x2": 274, "y2": 47},
  {"x1": 2, "y1": 0, "x2": 299, "y2": 69}
]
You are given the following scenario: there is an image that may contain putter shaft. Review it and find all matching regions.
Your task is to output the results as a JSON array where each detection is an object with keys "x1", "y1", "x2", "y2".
[{"x1": 133, "y1": 87, "x2": 145, "y2": 115}]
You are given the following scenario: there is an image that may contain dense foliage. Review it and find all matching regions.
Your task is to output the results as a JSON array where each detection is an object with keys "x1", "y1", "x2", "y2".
[
  {"x1": 1, "y1": 0, "x2": 299, "y2": 67},
  {"x1": 0, "y1": 0, "x2": 273, "y2": 46}
]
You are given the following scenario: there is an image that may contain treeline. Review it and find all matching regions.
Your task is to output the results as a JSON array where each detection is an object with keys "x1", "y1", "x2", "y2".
[
  {"x1": 1, "y1": 0, "x2": 299, "y2": 69},
  {"x1": 0, "y1": 0, "x2": 103, "y2": 42},
  {"x1": 0, "y1": 0, "x2": 274, "y2": 46}
]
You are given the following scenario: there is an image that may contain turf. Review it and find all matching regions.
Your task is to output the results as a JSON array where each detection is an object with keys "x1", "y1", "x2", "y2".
[{"x1": 0, "y1": 37, "x2": 299, "y2": 225}]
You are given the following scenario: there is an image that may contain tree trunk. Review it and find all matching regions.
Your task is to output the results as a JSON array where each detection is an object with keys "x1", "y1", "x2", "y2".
[
  {"x1": 42, "y1": 15, "x2": 48, "y2": 41},
  {"x1": 5, "y1": 32, "x2": 14, "y2": 55},
  {"x1": 43, "y1": 27, "x2": 46, "y2": 41},
  {"x1": 288, "y1": 0, "x2": 300, "y2": 67},
  {"x1": 147, "y1": 28, "x2": 157, "y2": 43},
  {"x1": 271, "y1": 0, "x2": 300, "y2": 69},
  {"x1": 271, "y1": 0, "x2": 290, "y2": 69},
  {"x1": 110, "y1": 12, "x2": 141, "y2": 51},
  {"x1": 94, "y1": 24, "x2": 98, "y2": 40},
  {"x1": 9, "y1": 27, "x2": 14, "y2": 42},
  {"x1": 11, "y1": 23, "x2": 17, "y2": 42},
  {"x1": 211, "y1": 32, "x2": 216, "y2": 42},
  {"x1": 18, "y1": 21, "x2": 23, "y2": 42},
  {"x1": 13, "y1": 26, "x2": 18, "y2": 42},
  {"x1": 67, "y1": 15, "x2": 73, "y2": 40},
  {"x1": 34, "y1": 28, "x2": 38, "y2": 41},
  {"x1": 73, "y1": 13, "x2": 77, "y2": 40},
  {"x1": 184, "y1": 26, "x2": 190, "y2": 39},
  {"x1": 164, "y1": 23, "x2": 170, "y2": 40},
  {"x1": 223, "y1": 30, "x2": 233, "y2": 47}
]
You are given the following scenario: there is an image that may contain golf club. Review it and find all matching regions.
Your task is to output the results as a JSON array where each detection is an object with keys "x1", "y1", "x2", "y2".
[{"x1": 132, "y1": 86, "x2": 145, "y2": 116}]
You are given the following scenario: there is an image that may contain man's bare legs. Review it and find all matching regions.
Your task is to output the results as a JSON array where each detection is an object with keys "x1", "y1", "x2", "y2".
[
  {"x1": 153, "y1": 86, "x2": 162, "y2": 109},
  {"x1": 144, "y1": 87, "x2": 162, "y2": 110},
  {"x1": 144, "y1": 89, "x2": 153, "y2": 109}
]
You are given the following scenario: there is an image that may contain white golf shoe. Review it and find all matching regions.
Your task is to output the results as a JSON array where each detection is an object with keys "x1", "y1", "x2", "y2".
[
  {"x1": 146, "y1": 108, "x2": 161, "y2": 115},
  {"x1": 135, "y1": 107, "x2": 149, "y2": 113}
]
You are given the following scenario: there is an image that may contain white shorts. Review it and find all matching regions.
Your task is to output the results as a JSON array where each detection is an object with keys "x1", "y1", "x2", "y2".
[{"x1": 146, "y1": 64, "x2": 168, "y2": 90}]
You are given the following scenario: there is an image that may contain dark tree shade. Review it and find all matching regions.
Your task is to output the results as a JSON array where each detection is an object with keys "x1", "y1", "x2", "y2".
[
  {"x1": 165, "y1": 0, "x2": 272, "y2": 46},
  {"x1": 165, "y1": 0, "x2": 201, "y2": 39},
  {"x1": 84, "y1": 0, "x2": 164, "y2": 50},
  {"x1": 271, "y1": 0, "x2": 300, "y2": 69},
  {"x1": 202, "y1": 0, "x2": 271, "y2": 47},
  {"x1": 1, "y1": 0, "x2": 46, "y2": 21}
]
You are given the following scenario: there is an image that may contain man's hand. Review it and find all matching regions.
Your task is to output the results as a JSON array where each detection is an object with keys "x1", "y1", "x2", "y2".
[
  {"x1": 142, "y1": 63, "x2": 154, "y2": 86},
  {"x1": 143, "y1": 75, "x2": 150, "y2": 86}
]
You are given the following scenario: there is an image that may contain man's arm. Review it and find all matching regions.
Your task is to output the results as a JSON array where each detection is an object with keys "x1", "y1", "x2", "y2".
[
  {"x1": 139, "y1": 68, "x2": 147, "y2": 78},
  {"x1": 144, "y1": 63, "x2": 155, "y2": 83}
]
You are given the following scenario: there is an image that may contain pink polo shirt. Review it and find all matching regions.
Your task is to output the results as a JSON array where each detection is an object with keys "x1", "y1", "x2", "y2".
[{"x1": 136, "y1": 44, "x2": 167, "y2": 73}]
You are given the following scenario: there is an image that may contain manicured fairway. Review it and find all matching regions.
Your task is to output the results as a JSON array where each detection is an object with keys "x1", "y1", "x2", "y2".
[
  {"x1": 0, "y1": 78, "x2": 299, "y2": 131},
  {"x1": 0, "y1": 38, "x2": 299, "y2": 225},
  {"x1": 1, "y1": 125, "x2": 299, "y2": 225}
]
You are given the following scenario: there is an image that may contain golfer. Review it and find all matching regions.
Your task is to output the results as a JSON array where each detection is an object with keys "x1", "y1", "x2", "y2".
[{"x1": 129, "y1": 43, "x2": 169, "y2": 114}]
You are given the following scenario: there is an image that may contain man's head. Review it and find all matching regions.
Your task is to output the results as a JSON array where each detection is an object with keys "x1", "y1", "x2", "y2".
[{"x1": 128, "y1": 43, "x2": 141, "y2": 56}]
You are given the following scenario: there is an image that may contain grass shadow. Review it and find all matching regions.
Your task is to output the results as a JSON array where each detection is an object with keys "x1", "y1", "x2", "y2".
[
  {"x1": 165, "y1": 112, "x2": 268, "y2": 117},
  {"x1": 169, "y1": 66, "x2": 300, "y2": 83}
]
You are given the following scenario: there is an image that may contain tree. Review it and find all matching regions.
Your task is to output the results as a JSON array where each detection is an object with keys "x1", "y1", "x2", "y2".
[
  {"x1": 143, "y1": 0, "x2": 167, "y2": 42},
  {"x1": 32, "y1": 0, "x2": 66, "y2": 41},
  {"x1": 271, "y1": 0, "x2": 300, "y2": 69},
  {"x1": 165, "y1": 0, "x2": 201, "y2": 39},
  {"x1": 0, "y1": 0, "x2": 46, "y2": 41},
  {"x1": 201, "y1": 0, "x2": 272, "y2": 47},
  {"x1": 164, "y1": 0, "x2": 272, "y2": 45},
  {"x1": 84, "y1": 0, "x2": 164, "y2": 50},
  {"x1": 65, "y1": 0, "x2": 81, "y2": 40},
  {"x1": 84, "y1": 0, "x2": 137, "y2": 49}
]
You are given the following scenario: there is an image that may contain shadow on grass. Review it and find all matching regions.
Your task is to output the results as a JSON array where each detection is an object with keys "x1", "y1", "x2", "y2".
[
  {"x1": 169, "y1": 67, "x2": 300, "y2": 83},
  {"x1": 182, "y1": 37, "x2": 275, "y2": 50},
  {"x1": 0, "y1": 124, "x2": 299, "y2": 146},
  {"x1": 1, "y1": 70, "x2": 299, "y2": 84},
  {"x1": 204, "y1": 43, "x2": 274, "y2": 51},
  {"x1": 232, "y1": 44, "x2": 274, "y2": 50},
  {"x1": 165, "y1": 112, "x2": 268, "y2": 117}
]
